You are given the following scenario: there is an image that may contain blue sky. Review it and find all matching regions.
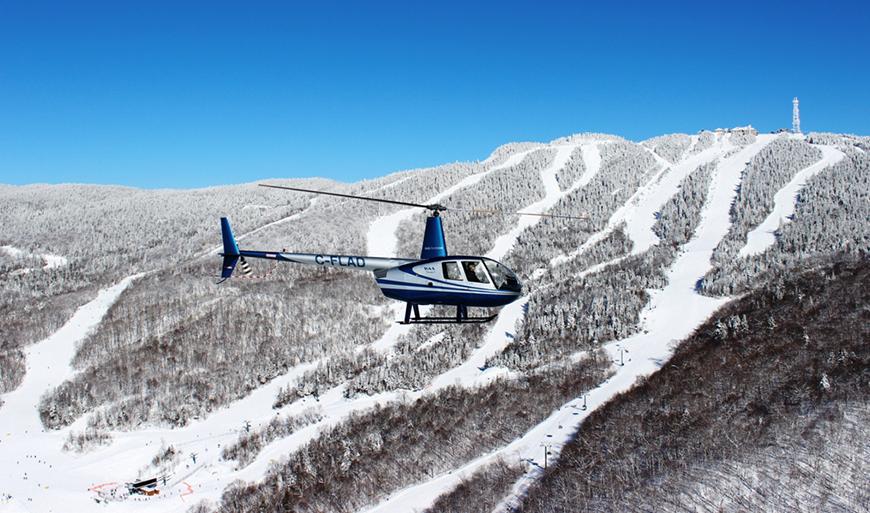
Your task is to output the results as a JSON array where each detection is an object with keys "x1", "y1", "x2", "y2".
[{"x1": 1, "y1": 1, "x2": 868, "y2": 188}]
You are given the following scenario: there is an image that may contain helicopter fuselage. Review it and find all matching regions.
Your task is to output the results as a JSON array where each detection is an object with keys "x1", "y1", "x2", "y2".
[
  {"x1": 219, "y1": 209, "x2": 525, "y2": 323},
  {"x1": 375, "y1": 256, "x2": 522, "y2": 308},
  {"x1": 230, "y1": 249, "x2": 522, "y2": 308}
]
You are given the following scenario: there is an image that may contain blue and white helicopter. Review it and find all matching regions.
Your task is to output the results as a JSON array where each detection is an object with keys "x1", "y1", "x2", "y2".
[{"x1": 219, "y1": 184, "x2": 584, "y2": 324}]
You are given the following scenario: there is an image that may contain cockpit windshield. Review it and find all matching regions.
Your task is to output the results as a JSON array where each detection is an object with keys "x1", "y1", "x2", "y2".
[{"x1": 483, "y1": 259, "x2": 522, "y2": 292}]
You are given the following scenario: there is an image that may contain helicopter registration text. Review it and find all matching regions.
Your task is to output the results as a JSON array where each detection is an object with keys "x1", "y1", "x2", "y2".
[{"x1": 315, "y1": 254, "x2": 367, "y2": 268}]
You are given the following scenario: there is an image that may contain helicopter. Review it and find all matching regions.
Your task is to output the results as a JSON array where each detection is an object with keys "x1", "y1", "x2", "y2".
[{"x1": 219, "y1": 184, "x2": 585, "y2": 324}]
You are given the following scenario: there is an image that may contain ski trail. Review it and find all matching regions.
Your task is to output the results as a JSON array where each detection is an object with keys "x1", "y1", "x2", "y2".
[
  {"x1": 430, "y1": 143, "x2": 608, "y2": 388},
  {"x1": 549, "y1": 152, "x2": 673, "y2": 267},
  {"x1": 98, "y1": 359, "x2": 321, "y2": 512},
  {"x1": 528, "y1": 143, "x2": 605, "y2": 282},
  {"x1": 486, "y1": 145, "x2": 577, "y2": 261},
  {"x1": 0, "y1": 274, "x2": 144, "y2": 425},
  {"x1": 572, "y1": 142, "x2": 603, "y2": 193},
  {"x1": 367, "y1": 150, "x2": 536, "y2": 258},
  {"x1": 427, "y1": 298, "x2": 526, "y2": 390},
  {"x1": 491, "y1": 133, "x2": 780, "y2": 511},
  {"x1": 365, "y1": 135, "x2": 778, "y2": 513},
  {"x1": 110, "y1": 150, "x2": 544, "y2": 509},
  {"x1": 364, "y1": 150, "x2": 537, "y2": 350},
  {"x1": 738, "y1": 145, "x2": 844, "y2": 257},
  {"x1": 205, "y1": 149, "x2": 565, "y2": 508},
  {"x1": 549, "y1": 136, "x2": 727, "y2": 267},
  {"x1": 0, "y1": 273, "x2": 143, "y2": 512},
  {"x1": 623, "y1": 140, "x2": 729, "y2": 255},
  {"x1": 199, "y1": 175, "x2": 412, "y2": 259},
  {"x1": 197, "y1": 197, "x2": 317, "y2": 258}
]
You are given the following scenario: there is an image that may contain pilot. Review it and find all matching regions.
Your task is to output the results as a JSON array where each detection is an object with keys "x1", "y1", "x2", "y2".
[{"x1": 463, "y1": 261, "x2": 489, "y2": 283}]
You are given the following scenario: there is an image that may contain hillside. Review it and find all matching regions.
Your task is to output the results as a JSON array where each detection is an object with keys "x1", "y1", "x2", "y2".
[
  {"x1": 0, "y1": 129, "x2": 867, "y2": 512},
  {"x1": 517, "y1": 256, "x2": 868, "y2": 513}
]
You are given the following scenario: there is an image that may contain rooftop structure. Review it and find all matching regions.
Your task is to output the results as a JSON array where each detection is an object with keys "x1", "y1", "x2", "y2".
[{"x1": 793, "y1": 97, "x2": 801, "y2": 133}]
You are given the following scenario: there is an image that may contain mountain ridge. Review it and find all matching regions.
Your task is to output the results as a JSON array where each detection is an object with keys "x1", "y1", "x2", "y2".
[{"x1": 0, "y1": 129, "x2": 867, "y2": 512}]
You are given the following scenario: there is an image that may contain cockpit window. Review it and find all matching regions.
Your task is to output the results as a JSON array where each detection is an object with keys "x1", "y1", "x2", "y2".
[
  {"x1": 484, "y1": 259, "x2": 522, "y2": 292},
  {"x1": 462, "y1": 261, "x2": 490, "y2": 284},
  {"x1": 442, "y1": 261, "x2": 463, "y2": 281}
]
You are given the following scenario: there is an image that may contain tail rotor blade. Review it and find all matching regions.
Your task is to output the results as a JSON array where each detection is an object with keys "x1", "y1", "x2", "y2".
[{"x1": 239, "y1": 256, "x2": 253, "y2": 276}]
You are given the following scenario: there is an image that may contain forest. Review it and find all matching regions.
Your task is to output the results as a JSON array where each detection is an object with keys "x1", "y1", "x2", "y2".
[
  {"x1": 2, "y1": 130, "x2": 868, "y2": 512},
  {"x1": 518, "y1": 256, "x2": 869, "y2": 512}
]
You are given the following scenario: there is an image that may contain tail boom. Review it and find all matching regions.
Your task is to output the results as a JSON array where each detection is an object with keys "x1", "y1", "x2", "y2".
[
  {"x1": 218, "y1": 217, "x2": 414, "y2": 280},
  {"x1": 238, "y1": 250, "x2": 414, "y2": 272}
]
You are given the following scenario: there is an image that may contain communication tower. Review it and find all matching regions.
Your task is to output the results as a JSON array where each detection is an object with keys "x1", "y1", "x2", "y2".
[{"x1": 792, "y1": 97, "x2": 801, "y2": 133}]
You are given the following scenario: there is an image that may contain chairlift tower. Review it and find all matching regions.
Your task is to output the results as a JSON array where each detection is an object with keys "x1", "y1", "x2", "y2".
[{"x1": 792, "y1": 97, "x2": 801, "y2": 134}]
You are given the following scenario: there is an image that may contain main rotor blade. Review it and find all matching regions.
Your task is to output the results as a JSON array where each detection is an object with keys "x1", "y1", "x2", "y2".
[
  {"x1": 260, "y1": 183, "x2": 586, "y2": 219},
  {"x1": 449, "y1": 207, "x2": 589, "y2": 220},
  {"x1": 259, "y1": 184, "x2": 441, "y2": 210}
]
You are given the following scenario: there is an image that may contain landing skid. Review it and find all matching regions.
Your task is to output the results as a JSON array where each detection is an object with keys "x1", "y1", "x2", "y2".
[
  {"x1": 398, "y1": 303, "x2": 497, "y2": 325},
  {"x1": 398, "y1": 314, "x2": 497, "y2": 325}
]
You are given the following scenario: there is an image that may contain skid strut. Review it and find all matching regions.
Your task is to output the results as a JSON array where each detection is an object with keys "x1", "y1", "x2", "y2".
[{"x1": 399, "y1": 303, "x2": 496, "y2": 325}]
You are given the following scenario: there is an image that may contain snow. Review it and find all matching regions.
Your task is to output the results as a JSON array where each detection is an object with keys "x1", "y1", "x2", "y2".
[
  {"x1": 157, "y1": 149, "x2": 570, "y2": 508},
  {"x1": 1, "y1": 246, "x2": 26, "y2": 259},
  {"x1": 427, "y1": 298, "x2": 526, "y2": 391},
  {"x1": 528, "y1": 143, "x2": 603, "y2": 280},
  {"x1": 575, "y1": 143, "x2": 603, "y2": 192},
  {"x1": 738, "y1": 145, "x2": 845, "y2": 257},
  {"x1": 367, "y1": 150, "x2": 536, "y2": 258},
  {"x1": 486, "y1": 144, "x2": 577, "y2": 262},
  {"x1": 1, "y1": 245, "x2": 68, "y2": 275},
  {"x1": 550, "y1": 139, "x2": 726, "y2": 267},
  {"x1": 1, "y1": 132, "x2": 825, "y2": 513},
  {"x1": 75, "y1": 157, "x2": 552, "y2": 510},
  {"x1": 548, "y1": 165, "x2": 667, "y2": 266},
  {"x1": 41, "y1": 254, "x2": 68, "y2": 270},
  {"x1": 0, "y1": 267, "x2": 385, "y2": 512},
  {"x1": 363, "y1": 135, "x2": 779, "y2": 513},
  {"x1": 198, "y1": 197, "x2": 317, "y2": 257},
  {"x1": 0, "y1": 273, "x2": 143, "y2": 513},
  {"x1": 623, "y1": 141, "x2": 730, "y2": 254}
]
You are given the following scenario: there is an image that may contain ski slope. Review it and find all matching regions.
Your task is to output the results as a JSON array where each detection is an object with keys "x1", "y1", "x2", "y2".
[
  {"x1": 364, "y1": 135, "x2": 779, "y2": 513},
  {"x1": 367, "y1": 149, "x2": 537, "y2": 258},
  {"x1": 2, "y1": 150, "x2": 546, "y2": 513},
  {"x1": 548, "y1": 140, "x2": 725, "y2": 267},
  {"x1": 739, "y1": 145, "x2": 845, "y2": 257},
  {"x1": 486, "y1": 144, "x2": 576, "y2": 261},
  {"x1": 0, "y1": 274, "x2": 143, "y2": 513},
  {"x1": 2, "y1": 132, "x2": 850, "y2": 513}
]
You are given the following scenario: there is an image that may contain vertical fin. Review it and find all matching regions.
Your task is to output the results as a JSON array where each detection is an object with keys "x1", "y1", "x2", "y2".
[
  {"x1": 221, "y1": 217, "x2": 240, "y2": 256},
  {"x1": 219, "y1": 217, "x2": 241, "y2": 281}
]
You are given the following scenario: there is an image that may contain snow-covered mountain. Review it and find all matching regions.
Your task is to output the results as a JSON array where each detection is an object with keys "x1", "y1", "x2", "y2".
[{"x1": 0, "y1": 129, "x2": 867, "y2": 513}]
